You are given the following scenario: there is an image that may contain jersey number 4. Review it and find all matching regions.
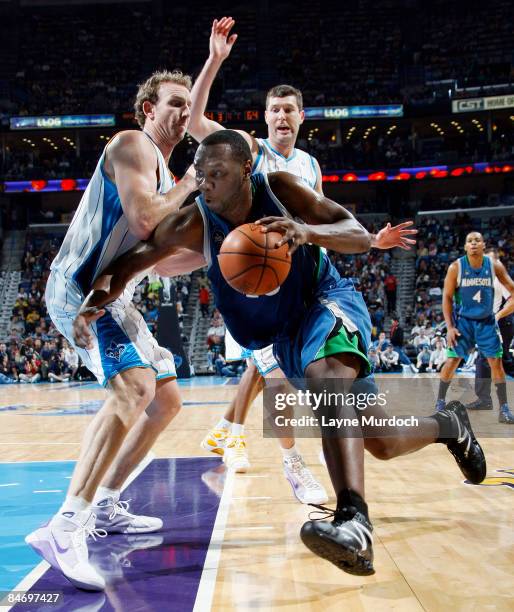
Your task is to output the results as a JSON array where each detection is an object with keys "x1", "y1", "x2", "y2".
[{"x1": 472, "y1": 290, "x2": 481, "y2": 303}]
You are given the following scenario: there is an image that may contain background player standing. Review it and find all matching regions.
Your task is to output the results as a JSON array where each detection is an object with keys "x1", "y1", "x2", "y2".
[
  {"x1": 435, "y1": 232, "x2": 514, "y2": 423},
  {"x1": 466, "y1": 246, "x2": 514, "y2": 411}
]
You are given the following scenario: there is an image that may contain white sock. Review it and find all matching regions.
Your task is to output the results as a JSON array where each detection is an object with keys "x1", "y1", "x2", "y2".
[
  {"x1": 215, "y1": 417, "x2": 233, "y2": 430},
  {"x1": 93, "y1": 486, "x2": 120, "y2": 505},
  {"x1": 281, "y1": 444, "x2": 300, "y2": 460},
  {"x1": 57, "y1": 494, "x2": 91, "y2": 518},
  {"x1": 231, "y1": 423, "x2": 244, "y2": 436}
]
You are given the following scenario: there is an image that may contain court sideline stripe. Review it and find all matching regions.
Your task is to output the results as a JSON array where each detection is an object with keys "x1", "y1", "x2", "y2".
[
  {"x1": 192, "y1": 468, "x2": 235, "y2": 612},
  {"x1": 4, "y1": 452, "x2": 156, "y2": 611}
]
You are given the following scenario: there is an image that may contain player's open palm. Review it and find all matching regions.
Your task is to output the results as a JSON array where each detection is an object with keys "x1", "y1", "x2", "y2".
[
  {"x1": 210, "y1": 17, "x2": 238, "y2": 61},
  {"x1": 72, "y1": 308, "x2": 105, "y2": 349},
  {"x1": 374, "y1": 221, "x2": 417, "y2": 250}
]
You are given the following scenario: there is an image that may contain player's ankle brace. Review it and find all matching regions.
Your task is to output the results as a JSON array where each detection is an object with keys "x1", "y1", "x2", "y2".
[
  {"x1": 336, "y1": 488, "x2": 369, "y2": 522},
  {"x1": 431, "y1": 410, "x2": 457, "y2": 443}
]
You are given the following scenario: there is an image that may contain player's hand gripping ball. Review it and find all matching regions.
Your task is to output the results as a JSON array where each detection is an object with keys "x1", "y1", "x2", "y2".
[{"x1": 218, "y1": 223, "x2": 291, "y2": 296}]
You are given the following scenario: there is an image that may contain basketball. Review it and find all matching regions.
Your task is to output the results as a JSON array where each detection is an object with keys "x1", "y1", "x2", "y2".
[{"x1": 218, "y1": 222, "x2": 291, "y2": 295}]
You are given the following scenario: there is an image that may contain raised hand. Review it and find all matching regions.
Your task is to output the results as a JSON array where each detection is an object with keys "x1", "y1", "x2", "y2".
[
  {"x1": 210, "y1": 17, "x2": 238, "y2": 61},
  {"x1": 373, "y1": 221, "x2": 417, "y2": 250}
]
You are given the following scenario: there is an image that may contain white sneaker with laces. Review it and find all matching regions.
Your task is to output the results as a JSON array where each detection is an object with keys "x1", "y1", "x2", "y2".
[
  {"x1": 200, "y1": 426, "x2": 230, "y2": 456},
  {"x1": 94, "y1": 497, "x2": 163, "y2": 534},
  {"x1": 284, "y1": 456, "x2": 328, "y2": 504},
  {"x1": 223, "y1": 435, "x2": 251, "y2": 472},
  {"x1": 25, "y1": 510, "x2": 106, "y2": 591}
]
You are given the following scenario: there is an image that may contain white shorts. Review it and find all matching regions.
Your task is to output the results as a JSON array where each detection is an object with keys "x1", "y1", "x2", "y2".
[
  {"x1": 45, "y1": 270, "x2": 176, "y2": 387},
  {"x1": 224, "y1": 329, "x2": 279, "y2": 376}
]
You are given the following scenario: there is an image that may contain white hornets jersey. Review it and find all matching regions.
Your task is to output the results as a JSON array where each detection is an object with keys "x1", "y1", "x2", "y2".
[
  {"x1": 252, "y1": 138, "x2": 318, "y2": 189},
  {"x1": 51, "y1": 133, "x2": 174, "y2": 298}
]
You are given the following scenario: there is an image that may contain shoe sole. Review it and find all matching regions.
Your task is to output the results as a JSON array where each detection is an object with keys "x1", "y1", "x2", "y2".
[
  {"x1": 499, "y1": 415, "x2": 514, "y2": 424},
  {"x1": 25, "y1": 532, "x2": 105, "y2": 591},
  {"x1": 466, "y1": 406, "x2": 493, "y2": 411},
  {"x1": 223, "y1": 459, "x2": 250, "y2": 473},
  {"x1": 101, "y1": 523, "x2": 164, "y2": 534},
  {"x1": 284, "y1": 473, "x2": 329, "y2": 505},
  {"x1": 300, "y1": 526, "x2": 375, "y2": 576}
]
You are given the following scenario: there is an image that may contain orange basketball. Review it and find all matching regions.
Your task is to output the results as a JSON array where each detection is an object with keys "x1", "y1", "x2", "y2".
[{"x1": 218, "y1": 223, "x2": 291, "y2": 296}]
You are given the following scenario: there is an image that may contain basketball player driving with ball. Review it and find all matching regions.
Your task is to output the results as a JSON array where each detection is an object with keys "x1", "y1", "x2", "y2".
[{"x1": 72, "y1": 130, "x2": 486, "y2": 576}]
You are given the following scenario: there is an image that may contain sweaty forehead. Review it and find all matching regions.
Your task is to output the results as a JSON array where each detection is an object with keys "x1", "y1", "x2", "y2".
[{"x1": 466, "y1": 232, "x2": 483, "y2": 241}]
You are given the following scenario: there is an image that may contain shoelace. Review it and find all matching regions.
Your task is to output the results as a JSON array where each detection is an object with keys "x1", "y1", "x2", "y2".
[
  {"x1": 71, "y1": 519, "x2": 107, "y2": 549},
  {"x1": 307, "y1": 504, "x2": 373, "y2": 548},
  {"x1": 288, "y1": 459, "x2": 321, "y2": 490},
  {"x1": 307, "y1": 503, "x2": 336, "y2": 521},
  {"x1": 107, "y1": 498, "x2": 134, "y2": 521},
  {"x1": 227, "y1": 436, "x2": 246, "y2": 455}
]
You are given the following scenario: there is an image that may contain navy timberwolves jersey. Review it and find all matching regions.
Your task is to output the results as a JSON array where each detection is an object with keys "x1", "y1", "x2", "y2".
[
  {"x1": 195, "y1": 173, "x2": 341, "y2": 350},
  {"x1": 456, "y1": 255, "x2": 495, "y2": 320}
]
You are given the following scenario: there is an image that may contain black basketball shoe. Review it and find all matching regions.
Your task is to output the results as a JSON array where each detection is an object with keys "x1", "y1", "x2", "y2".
[
  {"x1": 300, "y1": 504, "x2": 374, "y2": 576},
  {"x1": 442, "y1": 401, "x2": 486, "y2": 484},
  {"x1": 465, "y1": 398, "x2": 493, "y2": 411}
]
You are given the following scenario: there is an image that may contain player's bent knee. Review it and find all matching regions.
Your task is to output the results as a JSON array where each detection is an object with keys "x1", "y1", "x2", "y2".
[{"x1": 365, "y1": 439, "x2": 397, "y2": 460}]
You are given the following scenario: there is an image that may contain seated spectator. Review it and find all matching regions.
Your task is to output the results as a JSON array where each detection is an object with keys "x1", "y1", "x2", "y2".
[
  {"x1": 207, "y1": 318, "x2": 226, "y2": 351},
  {"x1": 19, "y1": 355, "x2": 41, "y2": 383},
  {"x1": 63, "y1": 343, "x2": 79, "y2": 380},
  {"x1": 430, "y1": 330, "x2": 446, "y2": 349},
  {"x1": 380, "y1": 343, "x2": 401, "y2": 372},
  {"x1": 47, "y1": 353, "x2": 70, "y2": 383},
  {"x1": 368, "y1": 347, "x2": 382, "y2": 373},
  {"x1": 372, "y1": 331, "x2": 388, "y2": 354},
  {"x1": 0, "y1": 355, "x2": 15, "y2": 384},
  {"x1": 412, "y1": 328, "x2": 431, "y2": 352},
  {"x1": 214, "y1": 355, "x2": 244, "y2": 377},
  {"x1": 429, "y1": 340, "x2": 447, "y2": 372},
  {"x1": 416, "y1": 345, "x2": 431, "y2": 373}
]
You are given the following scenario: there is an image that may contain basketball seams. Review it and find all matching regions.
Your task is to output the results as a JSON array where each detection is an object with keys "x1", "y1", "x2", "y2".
[
  {"x1": 235, "y1": 226, "x2": 267, "y2": 249},
  {"x1": 254, "y1": 231, "x2": 270, "y2": 294}
]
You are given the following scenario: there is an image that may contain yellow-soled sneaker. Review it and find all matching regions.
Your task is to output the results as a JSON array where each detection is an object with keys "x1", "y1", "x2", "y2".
[
  {"x1": 200, "y1": 427, "x2": 230, "y2": 456},
  {"x1": 223, "y1": 435, "x2": 251, "y2": 473}
]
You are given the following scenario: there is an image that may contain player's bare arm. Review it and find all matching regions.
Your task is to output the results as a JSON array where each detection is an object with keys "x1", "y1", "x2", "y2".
[
  {"x1": 494, "y1": 260, "x2": 514, "y2": 320},
  {"x1": 258, "y1": 171, "x2": 405, "y2": 255},
  {"x1": 188, "y1": 17, "x2": 257, "y2": 155},
  {"x1": 311, "y1": 157, "x2": 324, "y2": 195},
  {"x1": 105, "y1": 131, "x2": 197, "y2": 240},
  {"x1": 442, "y1": 261, "x2": 460, "y2": 348},
  {"x1": 72, "y1": 205, "x2": 204, "y2": 348},
  {"x1": 188, "y1": 17, "x2": 237, "y2": 141}
]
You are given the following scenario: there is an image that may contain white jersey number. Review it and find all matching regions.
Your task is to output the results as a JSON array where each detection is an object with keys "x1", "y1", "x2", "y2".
[{"x1": 472, "y1": 290, "x2": 481, "y2": 304}]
